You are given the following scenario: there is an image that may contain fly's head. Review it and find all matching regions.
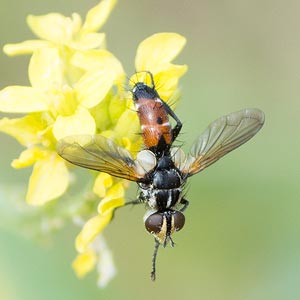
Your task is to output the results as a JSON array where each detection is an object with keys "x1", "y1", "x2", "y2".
[{"x1": 143, "y1": 209, "x2": 185, "y2": 247}]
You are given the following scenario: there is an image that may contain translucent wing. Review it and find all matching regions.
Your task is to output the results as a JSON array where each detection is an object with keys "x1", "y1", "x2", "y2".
[
  {"x1": 57, "y1": 135, "x2": 148, "y2": 182},
  {"x1": 181, "y1": 108, "x2": 265, "y2": 176}
]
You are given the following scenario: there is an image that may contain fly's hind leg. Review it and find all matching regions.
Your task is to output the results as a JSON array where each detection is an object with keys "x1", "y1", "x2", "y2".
[{"x1": 163, "y1": 101, "x2": 182, "y2": 143}]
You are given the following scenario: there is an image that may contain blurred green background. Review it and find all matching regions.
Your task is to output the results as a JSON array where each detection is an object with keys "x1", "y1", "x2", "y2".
[{"x1": 1, "y1": 0, "x2": 300, "y2": 299}]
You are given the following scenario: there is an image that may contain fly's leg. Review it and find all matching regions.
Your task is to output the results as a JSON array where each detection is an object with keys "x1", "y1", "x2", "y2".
[
  {"x1": 124, "y1": 199, "x2": 143, "y2": 206},
  {"x1": 112, "y1": 195, "x2": 144, "y2": 220},
  {"x1": 163, "y1": 101, "x2": 182, "y2": 143},
  {"x1": 150, "y1": 239, "x2": 160, "y2": 281},
  {"x1": 124, "y1": 191, "x2": 147, "y2": 207},
  {"x1": 179, "y1": 198, "x2": 189, "y2": 212}
]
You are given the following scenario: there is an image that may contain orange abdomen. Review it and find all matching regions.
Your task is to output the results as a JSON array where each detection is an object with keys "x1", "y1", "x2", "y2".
[{"x1": 136, "y1": 98, "x2": 172, "y2": 148}]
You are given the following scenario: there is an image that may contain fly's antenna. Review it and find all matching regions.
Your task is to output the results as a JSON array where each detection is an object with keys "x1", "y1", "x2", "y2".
[
  {"x1": 127, "y1": 74, "x2": 137, "y2": 90},
  {"x1": 146, "y1": 71, "x2": 155, "y2": 88},
  {"x1": 133, "y1": 70, "x2": 155, "y2": 88},
  {"x1": 150, "y1": 239, "x2": 160, "y2": 281}
]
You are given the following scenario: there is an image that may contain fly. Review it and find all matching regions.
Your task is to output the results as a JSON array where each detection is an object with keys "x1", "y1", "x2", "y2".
[{"x1": 57, "y1": 71, "x2": 265, "y2": 281}]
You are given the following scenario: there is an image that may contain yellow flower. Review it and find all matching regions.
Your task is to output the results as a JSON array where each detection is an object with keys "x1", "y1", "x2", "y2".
[
  {"x1": 72, "y1": 249, "x2": 97, "y2": 278},
  {"x1": 134, "y1": 32, "x2": 187, "y2": 100},
  {"x1": 0, "y1": 0, "x2": 187, "y2": 286},
  {"x1": 3, "y1": 0, "x2": 117, "y2": 87},
  {"x1": 72, "y1": 235, "x2": 116, "y2": 287},
  {"x1": 3, "y1": 0, "x2": 117, "y2": 56},
  {"x1": 0, "y1": 0, "x2": 125, "y2": 207},
  {"x1": 0, "y1": 47, "x2": 123, "y2": 205}
]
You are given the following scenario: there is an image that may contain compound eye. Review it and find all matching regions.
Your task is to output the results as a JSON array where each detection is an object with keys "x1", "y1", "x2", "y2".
[
  {"x1": 173, "y1": 211, "x2": 185, "y2": 232},
  {"x1": 145, "y1": 213, "x2": 164, "y2": 234}
]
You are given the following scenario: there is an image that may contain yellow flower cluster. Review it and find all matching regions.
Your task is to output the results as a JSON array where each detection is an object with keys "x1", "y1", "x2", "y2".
[{"x1": 0, "y1": 0, "x2": 187, "y2": 286}]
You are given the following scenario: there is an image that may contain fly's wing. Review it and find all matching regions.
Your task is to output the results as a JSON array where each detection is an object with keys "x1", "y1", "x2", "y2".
[
  {"x1": 57, "y1": 135, "x2": 146, "y2": 182},
  {"x1": 181, "y1": 108, "x2": 265, "y2": 176}
]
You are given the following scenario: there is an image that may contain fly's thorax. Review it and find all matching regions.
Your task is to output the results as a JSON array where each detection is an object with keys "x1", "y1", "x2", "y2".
[
  {"x1": 154, "y1": 188, "x2": 182, "y2": 210},
  {"x1": 138, "y1": 182, "x2": 183, "y2": 210},
  {"x1": 143, "y1": 209, "x2": 185, "y2": 246},
  {"x1": 138, "y1": 154, "x2": 185, "y2": 210},
  {"x1": 152, "y1": 155, "x2": 183, "y2": 188},
  {"x1": 152, "y1": 168, "x2": 182, "y2": 189}
]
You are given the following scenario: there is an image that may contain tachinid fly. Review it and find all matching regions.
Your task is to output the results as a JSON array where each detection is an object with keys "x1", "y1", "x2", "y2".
[{"x1": 57, "y1": 71, "x2": 265, "y2": 281}]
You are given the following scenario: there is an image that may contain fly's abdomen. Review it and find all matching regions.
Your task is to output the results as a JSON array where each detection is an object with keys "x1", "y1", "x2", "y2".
[{"x1": 136, "y1": 98, "x2": 172, "y2": 148}]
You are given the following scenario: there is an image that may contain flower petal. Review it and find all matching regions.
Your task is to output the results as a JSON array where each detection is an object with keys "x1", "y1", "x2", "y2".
[
  {"x1": 53, "y1": 106, "x2": 96, "y2": 140},
  {"x1": 72, "y1": 49, "x2": 124, "y2": 80},
  {"x1": 113, "y1": 109, "x2": 140, "y2": 143},
  {"x1": 29, "y1": 47, "x2": 65, "y2": 89},
  {"x1": 0, "y1": 115, "x2": 46, "y2": 147},
  {"x1": 154, "y1": 64, "x2": 188, "y2": 100},
  {"x1": 27, "y1": 13, "x2": 81, "y2": 44},
  {"x1": 71, "y1": 33, "x2": 106, "y2": 50},
  {"x1": 11, "y1": 147, "x2": 46, "y2": 168},
  {"x1": 108, "y1": 95, "x2": 127, "y2": 124},
  {"x1": 98, "y1": 197, "x2": 124, "y2": 215},
  {"x1": 82, "y1": 0, "x2": 117, "y2": 32},
  {"x1": 97, "y1": 182, "x2": 125, "y2": 214},
  {"x1": 93, "y1": 173, "x2": 113, "y2": 198},
  {"x1": 75, "y1": 69, "x2": 115, "y2": 108},
  {"x1": 72, "y1": 249, "x2": 97, "y2": 278},
  {"x1": 26, "y1": 153, "x2": 69, "y2": 205},
  {"x1": 75, "y1": 212, "x2": 113, "y2": 253},
  {"x1": 0, "y1": 86, "x2": 48, "y2": 113},
  {"x1": 135, "y1": 33, "x2": 186, "y2": 73},
  {"x1": 3, "y1": 40, "x2": 51, "y2": 56}
]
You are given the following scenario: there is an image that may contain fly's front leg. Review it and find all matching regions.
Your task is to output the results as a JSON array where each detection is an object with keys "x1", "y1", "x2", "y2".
[
  {"x1": 112, "y1": 194, "x2": 145, "y2": 219},
  {"x1": 179, "y1": 198, "x2": 189, "y2": 212},
  {"x1": 124, "y1": 199, "x2": 142, "y2": 206},
  {"x1": 124, "y1": 191, "x2": 147, "y2": 207}
]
